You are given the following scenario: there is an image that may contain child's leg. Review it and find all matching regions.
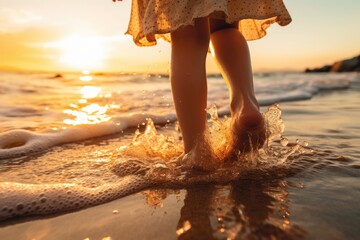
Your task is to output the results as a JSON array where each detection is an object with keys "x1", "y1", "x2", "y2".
[
  {"x1": 171, "y1": 18, "x2": 218, "y2": 170},
  {"x1": 209, "y1": 19, "x2": 266, "y2": 153},
  {"x1": 170, "y1": 18, "x2": 210, "y2": 153}
]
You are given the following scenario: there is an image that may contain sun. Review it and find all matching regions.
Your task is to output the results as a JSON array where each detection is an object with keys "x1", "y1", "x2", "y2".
[{"x1": 47, "y1": 34, "x2": 108, "y2": 70}]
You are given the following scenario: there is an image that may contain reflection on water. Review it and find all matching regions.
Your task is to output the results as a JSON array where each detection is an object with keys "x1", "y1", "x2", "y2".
[
  {"x1": 80, "y1": 70, "x2": 93, "y2": 82},
  {"x1": 63, "y1": 103, "x2": 111, "y2": 125},
  {"x1": 79, "y1": 75, "x2": 93, "y2": 82},
  {"x1": 78, "y1": 99, "x2": 87, "y2": 104},
  {"x1": 80, "y1": 86, "x2": 101, "y2": 99},
  {"x1": 144, "y1": 180, "x2": 306, "y2": 240},
  {"x1": 63, "y1": 73, "x2": 111, "y2": 125}
]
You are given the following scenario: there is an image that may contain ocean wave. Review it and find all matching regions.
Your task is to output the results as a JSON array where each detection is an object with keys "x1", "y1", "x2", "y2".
[
  {"x1": 0, "y1": 106, "x2": 43, "y2": 118},
  {"x1": 0, "y1": 113, "x2": 176, "y2": 160},
  {"x1": 0, "y1": 73, "x2": 356, "y2": 160}
]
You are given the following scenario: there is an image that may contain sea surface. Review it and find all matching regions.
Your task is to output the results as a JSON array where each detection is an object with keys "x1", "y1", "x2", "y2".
[{"x1": 0, "y1": 71, "x2": 359, "y2": 239}]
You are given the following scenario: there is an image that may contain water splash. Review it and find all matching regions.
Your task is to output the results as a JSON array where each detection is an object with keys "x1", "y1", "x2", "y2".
[
  {"x1": 111, "y1": 104, "x2": 305, "y2": 185},
  {"x1": 117, "y1": 118, "x2": 183, "y2": 161}
]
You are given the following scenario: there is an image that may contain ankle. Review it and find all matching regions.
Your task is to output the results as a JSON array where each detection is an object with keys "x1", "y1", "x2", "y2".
[
  {"x1": 230, "y1": 97, "x2": 241, "y2": 114},
  {"x1": 183, "y1": 132, "x2": 207, "y2": 154},
  {"x1": 230, "y1": 94, "x2": 259, "y2": 114}
]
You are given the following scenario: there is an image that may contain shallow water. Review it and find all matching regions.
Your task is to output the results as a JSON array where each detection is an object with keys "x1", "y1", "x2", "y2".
[{"x1": 0, "y1": 71, "x2": 359, "y2": 239}]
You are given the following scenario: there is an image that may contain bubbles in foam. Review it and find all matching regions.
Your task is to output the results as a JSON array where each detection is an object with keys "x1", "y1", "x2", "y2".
[{"x1": 0, "y1": 176, "x2": 149, "y2": 221}]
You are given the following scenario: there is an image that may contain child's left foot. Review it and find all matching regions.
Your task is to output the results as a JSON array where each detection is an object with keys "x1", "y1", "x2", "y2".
[{"x1": 177, "y1": 140, "x2": 219, "y2": 171}]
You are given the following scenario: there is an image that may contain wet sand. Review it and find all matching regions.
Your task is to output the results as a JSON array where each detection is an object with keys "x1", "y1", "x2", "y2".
[{"x1": 0, "y1": 83, "x2": 359, "y2": 240}]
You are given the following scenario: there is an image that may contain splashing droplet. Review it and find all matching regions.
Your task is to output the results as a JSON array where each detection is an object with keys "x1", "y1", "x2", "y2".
[
  {"x1": 176, "y1": 220, "x2": 192, "y2": 236},
  {"x1": 207, "y1": 104, "x2": 219, "y2": 121},
  {"x1": 280, "y1": 137, "x2": 289, "y2": 147}
]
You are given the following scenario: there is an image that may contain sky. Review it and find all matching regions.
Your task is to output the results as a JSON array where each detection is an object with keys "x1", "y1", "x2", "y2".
[{"x1": 0, "y1": 0, "x2": 359, "y2": 73}]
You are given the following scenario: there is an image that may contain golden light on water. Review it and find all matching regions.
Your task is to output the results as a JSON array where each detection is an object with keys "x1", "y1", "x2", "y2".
[
  {"x1": 82, "y1": 103, "x2": 107, "y2": 115},
  {"x1": 80, "y1": 75, "x2": 93, "y2": 82},
  {"x1": 62, "y1": 74, "x2": 112, "y2": 125},
  {"x1": 80, "y1": 86, "x2": 101, "y2": 99},
  {"x1": 63, "y1": 103, "x2": 111, "y2": 125}
]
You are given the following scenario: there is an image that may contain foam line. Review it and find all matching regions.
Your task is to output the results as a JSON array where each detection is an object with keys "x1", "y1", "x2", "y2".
[
  {"x1": 259, "y1": 90, "x2": 313, "y2": 105},
  {"x1": 0, "y1": 113, "x2": 176, "y2": 160},
  {"x1": 0, "y1": 176, "x2": 149, "y2": 221}
]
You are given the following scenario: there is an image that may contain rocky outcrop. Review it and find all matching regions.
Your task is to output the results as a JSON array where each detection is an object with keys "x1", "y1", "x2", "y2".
[{"x1": 305, "y1": 55, "x2": 360, "y2": 73}]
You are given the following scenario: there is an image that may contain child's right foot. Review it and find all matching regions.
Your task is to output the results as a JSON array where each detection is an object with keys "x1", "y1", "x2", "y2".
[{"x1": 228, "y1": 98, "x2": 266, "y2": 157}]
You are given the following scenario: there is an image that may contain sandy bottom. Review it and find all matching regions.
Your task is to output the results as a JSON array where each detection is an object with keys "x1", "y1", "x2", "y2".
[{"x1": 0, "y1": 86, "x2": 359, "y2": 240}]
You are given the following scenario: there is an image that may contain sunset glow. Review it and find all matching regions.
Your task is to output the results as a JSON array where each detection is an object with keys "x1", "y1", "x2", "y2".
[
  {"x1": 0, "y1": 1, "x2": 359, "y2": 73},
  {"x1": 45, "y1": 35, "x2": 108, "y2": 70}
]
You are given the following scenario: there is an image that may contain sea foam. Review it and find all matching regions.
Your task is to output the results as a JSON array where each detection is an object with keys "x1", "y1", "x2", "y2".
[
  {"x1": 0, "y1": 113, "x2": 176, "y2": 160},
  {"x1": 0, "y1": 176, "x2": 148, "y2": 221}
]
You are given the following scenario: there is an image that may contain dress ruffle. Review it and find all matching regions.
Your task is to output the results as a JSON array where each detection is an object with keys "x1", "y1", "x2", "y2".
[{"x1": 126, "y1": 0, "x2": 292, "y2": 46}]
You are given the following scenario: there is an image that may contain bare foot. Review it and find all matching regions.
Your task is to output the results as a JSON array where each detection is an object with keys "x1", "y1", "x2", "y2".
[
  {"x1": 229, "y1": 99, "x2": 266, "y2": 156},
  {"x1": 177, "y1": 140, "x2": 219, "y2": 171}
]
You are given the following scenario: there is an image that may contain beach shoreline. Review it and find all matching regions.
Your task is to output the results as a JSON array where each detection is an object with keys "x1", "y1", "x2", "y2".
[{"x1": 0, "y1": 82, "x2": 359, "y2": 240}]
